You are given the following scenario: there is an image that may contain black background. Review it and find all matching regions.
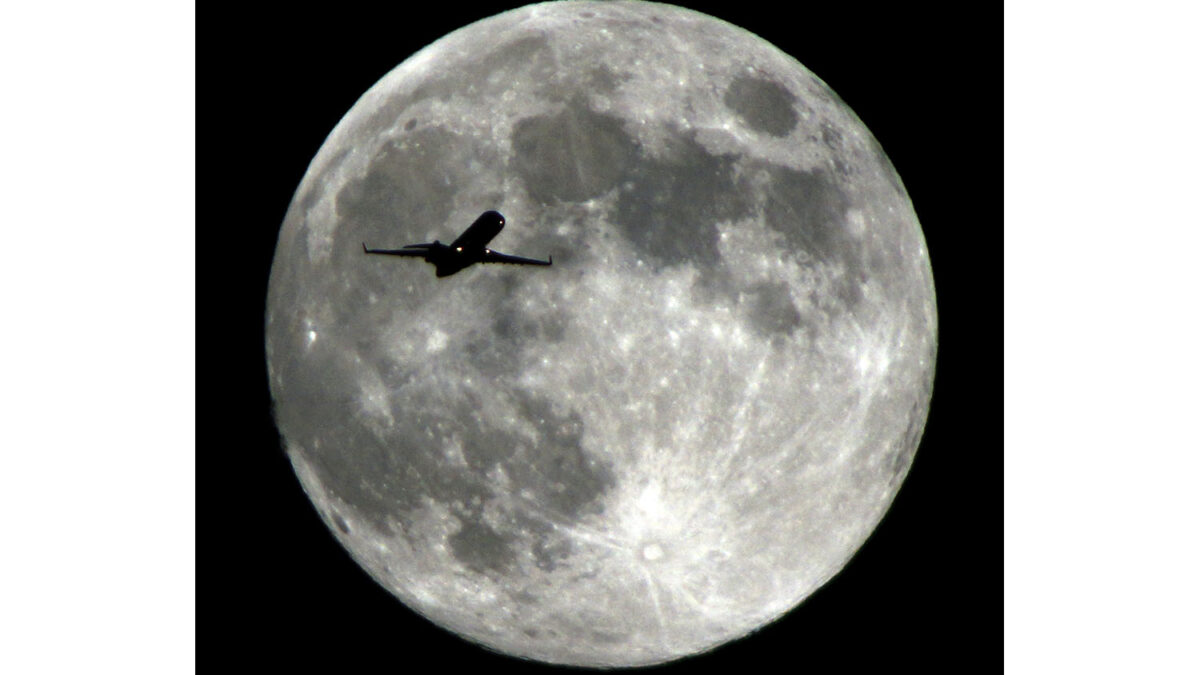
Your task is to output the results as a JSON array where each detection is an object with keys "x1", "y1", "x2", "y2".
[{"x1": 199, "y1": 2, "x2": 999, "y2": 671}]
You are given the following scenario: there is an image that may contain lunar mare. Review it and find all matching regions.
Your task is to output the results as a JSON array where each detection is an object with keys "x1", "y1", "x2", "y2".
[{"x1": 267, "y1": 1, "x2": 936, "y2": 668}]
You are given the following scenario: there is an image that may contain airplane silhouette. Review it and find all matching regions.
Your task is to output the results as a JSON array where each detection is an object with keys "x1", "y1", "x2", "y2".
[{"x1": 362, "y1": 211, "x2": 552, "y2": 278}]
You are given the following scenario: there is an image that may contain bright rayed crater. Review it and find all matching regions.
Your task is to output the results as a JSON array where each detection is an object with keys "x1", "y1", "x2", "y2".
[{"x1": 266, "y1": 1, "x2": 936, "y2": 668}]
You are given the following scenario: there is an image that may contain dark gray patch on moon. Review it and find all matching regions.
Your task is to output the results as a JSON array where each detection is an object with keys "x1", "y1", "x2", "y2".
[
  {"x1": 335, "y1": 128, "x2": 461, "y2": 239},
  {"x1": 761, "y1": 165, "x2": 866, "y2": 308},
  {"x1": 741, "y1": 281, "x2": 802, "y2": 337},
  {"x1": 586, "y1": 65, "x2": 626, "y2": 94},
  {"x1": 427, "y1": 387, "x2": 613, "y2": 575},
  {"x1": 505, "y1": 391, "x2": 614, "y2": 519},
  {"x1": 615, "y1": 129, "x2": 751, "y2": 269},
  {"x1": 290, "y1": 424, "x2": 405, "y2": 536},
  {"x1": 461, "y1": 329, "x2": 528, "y2": 380},
  {"x1": 282, "y1": 387, "x2": 502, "y2": 536},
  {"x1": 511, "y1": 99, "x2": 638, "y2": 205},
  {"x1": 763, "y1": 166, "x2": 848, "y2": 258},
  {"x1": 492, "y1": 295, "x2": 568, "y2": 345},
  {"x1": 450, "y1": 518, "x2": 518, "y2": 575},
  {"x1": 460, "y1": 290, "x2": 568, "y2": 380},
  {"x1": 724, "y1": 74, "x2": 801, "y2": 137},
  {"x1": 342, "y1": 381, "x2": 614, "y2": 531}
]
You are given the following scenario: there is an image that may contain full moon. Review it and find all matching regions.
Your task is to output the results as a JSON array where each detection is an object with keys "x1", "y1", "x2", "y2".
[{"x1": 266, "y1": 1, "x2": 936, "y2": 668}]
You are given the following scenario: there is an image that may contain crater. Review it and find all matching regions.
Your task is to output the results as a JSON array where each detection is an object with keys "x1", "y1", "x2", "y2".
[
  {"x1": 820, "y1": 123, "x2": 842, "y2": 151},
  {"x1": 724, "y1": 74, "x2": 800, "y2": 137},
  {"x1": 641, "y1": 543, "x2": 664, "y2": 561},
  {"x1": 332, "y1": 513, "x2": 351, "y2": 534}
]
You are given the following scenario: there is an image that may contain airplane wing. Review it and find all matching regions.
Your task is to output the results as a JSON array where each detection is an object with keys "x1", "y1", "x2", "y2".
[
  {"x1": 480, "y1": 249, "x2": 553, "y2": 267},
  {"x1": 362, "y1": 243, "x2": 431, "y2": 257}
]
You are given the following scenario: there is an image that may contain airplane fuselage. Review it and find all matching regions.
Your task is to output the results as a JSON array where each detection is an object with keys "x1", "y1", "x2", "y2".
[{"x1": 432, "y1": 210, "x2": 507, "y2": 277}]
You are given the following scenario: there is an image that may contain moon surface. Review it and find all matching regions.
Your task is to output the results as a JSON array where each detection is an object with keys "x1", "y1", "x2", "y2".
[{"x1": 266, "y1": 1, "x2": 936, "y2": 668}]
